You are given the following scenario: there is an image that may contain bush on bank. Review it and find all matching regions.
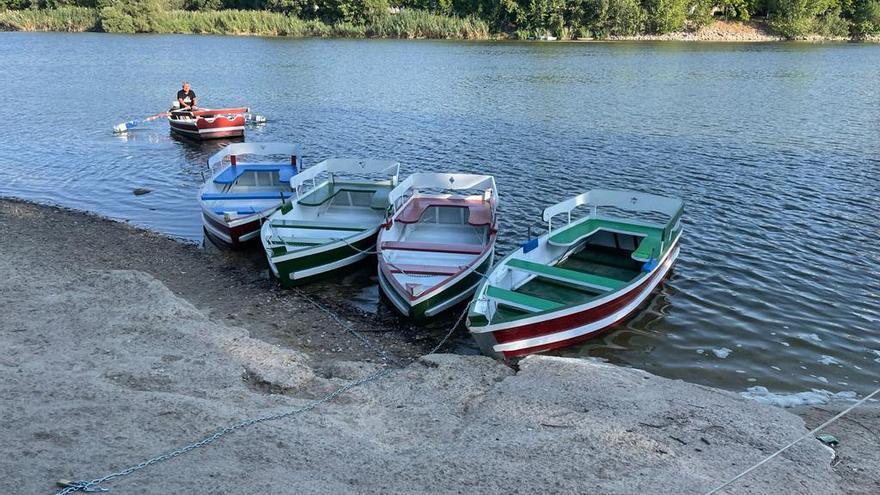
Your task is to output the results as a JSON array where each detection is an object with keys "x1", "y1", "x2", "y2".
[{"x1": 0, "y1": 3, "x2": 489, "y2": 37}]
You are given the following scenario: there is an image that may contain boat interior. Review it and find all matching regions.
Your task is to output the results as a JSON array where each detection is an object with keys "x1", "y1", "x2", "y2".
[
  {"x1": 382, "y1": 198, "x2": 492, "y2": 295},
  {"x1": 487, "y1": 229, "x2": 650, "y2": 325},
  {"x1": 201, "y1": 163, "x2": 296, "y2": 217},
  {"x1": 266, "y1": 180, "x2": 393, "y2": 253}
]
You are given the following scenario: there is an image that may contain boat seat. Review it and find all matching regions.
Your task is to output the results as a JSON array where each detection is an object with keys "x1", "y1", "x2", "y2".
[
  {"x1": 213, "y1": 164, "x2": 296, "y2": 185},
  {"x1": 370, "y1": 188, "x2": 391, "y2": 210},
  {"x1": 506, "y1": 259, "x2": 627, "y2": 292},
  {"x1": 269, "y1": 219, "x2": 370, "y2": 231},
  {"x1": 396, "y1": 198, "x2": 492, "y2": 226},
  {"x1": 485, "y1": 286, "x2": 563, "y2": 313},
  {"x1": 380, "y1": 241, "x2": 483, "y2": 255},
  {"x1": 201, "y1": 191, "x2": 293, "y2": 201},
  {"x1": 547, "y1": 218, "x2": 664, "y2": 262},
  {"x1": 297, "y1": 182, "x2": 384, "y2": 207},
  {"x1": 386, "y1": 263, "x2": 461, "y2": 276},
  {"x1": 278, "y1": 237, "x2": 337, "y2": 245},
  {"x1": 212, "y1": 209, "x2": 258, "y2": 215}
]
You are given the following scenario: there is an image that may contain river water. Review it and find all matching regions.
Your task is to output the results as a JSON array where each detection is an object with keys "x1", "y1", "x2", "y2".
[{"x1": 1, "y1": 32, "x2": 878, "y2": 399}]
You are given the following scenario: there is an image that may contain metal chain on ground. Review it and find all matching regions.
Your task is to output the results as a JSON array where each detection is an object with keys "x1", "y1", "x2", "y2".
[
  {"x1": 293, "y1": 288, "x2": 401, "y2": 366},
  {"x1": 702, "y1": 386, "x2": 880, "y2": 495},
  {"x1": 53, "y1": 288, "x2": 469, "y2": 494},
  {"x1": 53, "y1": 367, "x2": 391, "y2": 495}
]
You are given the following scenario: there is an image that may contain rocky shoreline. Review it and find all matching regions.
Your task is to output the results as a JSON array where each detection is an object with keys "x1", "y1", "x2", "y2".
[{"x1": 1, "y1": 198, "x2": 877, "y2": 494}]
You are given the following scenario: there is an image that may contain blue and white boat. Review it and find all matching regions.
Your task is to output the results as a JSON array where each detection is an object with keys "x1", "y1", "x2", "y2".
[{"x1": 199, "y1": 143, "x2": 301, "y2": 247}]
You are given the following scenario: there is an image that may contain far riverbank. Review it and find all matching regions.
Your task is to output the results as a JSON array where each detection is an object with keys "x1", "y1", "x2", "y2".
[{"x1": 2, "y1": 7, "x2": 878, "y2": 42}]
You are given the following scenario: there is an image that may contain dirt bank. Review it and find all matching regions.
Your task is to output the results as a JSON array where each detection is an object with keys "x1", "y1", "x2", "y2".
[
  {"x1": 0, "y1": 198, "x2": 443, "y2": 368},
  {"x1": 609, "y1": 20, "x2": 786, "y2": 42},
  {"x1": 0, "y1": 198, "x2": 876, "y2": 494}
]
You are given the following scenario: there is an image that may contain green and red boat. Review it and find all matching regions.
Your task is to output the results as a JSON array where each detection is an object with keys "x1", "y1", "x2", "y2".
[
  {"x1": 260, "y1": 158, "x2": 399, "y2": 287},
  {"x1": 377, "y1": 173, "x2": 498, "y2": 322},
  {"x1": 466, "y1": 189, "x2": 684, "y2": 359}
]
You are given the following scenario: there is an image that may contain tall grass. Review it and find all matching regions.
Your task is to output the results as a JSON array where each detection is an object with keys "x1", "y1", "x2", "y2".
[
  {"x1": 366, "y1": 10, "x2": 490, "y2": 39},
  {"x1": 0, "y1": 7, "x2": 99, "y2": 32},
  {"x1": 0, "y1": 7, "x2": 491, "y2": 39}
]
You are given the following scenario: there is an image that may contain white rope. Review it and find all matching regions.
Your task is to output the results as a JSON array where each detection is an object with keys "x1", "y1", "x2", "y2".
[{"x1": 703, "y1": 386, "x2": 880, "y2": 495}]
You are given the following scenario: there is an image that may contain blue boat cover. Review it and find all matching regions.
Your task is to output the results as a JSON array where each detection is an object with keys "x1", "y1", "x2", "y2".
[{"x1": 213, "y1": 163, "x2": 297, "y2": 184}]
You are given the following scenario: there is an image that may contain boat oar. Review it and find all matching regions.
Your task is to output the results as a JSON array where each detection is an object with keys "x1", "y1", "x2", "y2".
[{"x1": 113, "y1": 111, "x2": 170, "y2": 134}]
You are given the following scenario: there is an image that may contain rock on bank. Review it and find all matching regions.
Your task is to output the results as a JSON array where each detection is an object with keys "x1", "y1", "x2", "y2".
[{"x1": 0, "y1": 262, "x2": 842, "y2": 494}]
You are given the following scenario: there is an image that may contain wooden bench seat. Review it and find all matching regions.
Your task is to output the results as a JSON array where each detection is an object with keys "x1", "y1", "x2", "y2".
[
  {"x1": 297, "y1": 182, "x2": 390, "y2": 209},
  {"x1": 396, "y1": 197, "x2": 492, "y2": 226},
  {"x1": 269, "y1": 219, "x2": 370, "y2": 231},
  {"x1": 201, "y1": 191, "x2": 293, "y2": 201},
  {"x1": 548, "y1": 218, "x2": 664, "y2": 261},
  {"x1": 386, "y1": 263, "x2": 461, "y2": 276},
  {"x1": 506, "y1": 258, "x2": 627, "y2": 292},
  {"x1": 380, "y1": 241, "x2": 484, "y2": 255},
  {"x1": 213, "y1": 164, "x2": 296, "y2": 184},
  {"x1": 485, "y1": 286, "x2": 563, "y2": 313}
]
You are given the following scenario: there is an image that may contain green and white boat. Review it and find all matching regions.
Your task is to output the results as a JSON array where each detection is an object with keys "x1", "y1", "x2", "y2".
[
  {"x1": 260, "y1": 158, "x2": 400, "y2": 287},
  {"x1": 467, "y1": 189, "x2": 684, "y2": 359}
]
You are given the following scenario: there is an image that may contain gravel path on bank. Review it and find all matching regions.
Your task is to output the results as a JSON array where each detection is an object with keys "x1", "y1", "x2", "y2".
[{"x1": 0, "y1": 198, "x2": 874, "y2": 494}]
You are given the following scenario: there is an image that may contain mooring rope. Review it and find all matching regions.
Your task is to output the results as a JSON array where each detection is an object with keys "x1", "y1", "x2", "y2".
[
  {"x1": 52, "y1": 291, "x2": 467, "y2": 494},
  {"x1": 702, "y1": 386, "x2": 880, "y2": 495}
]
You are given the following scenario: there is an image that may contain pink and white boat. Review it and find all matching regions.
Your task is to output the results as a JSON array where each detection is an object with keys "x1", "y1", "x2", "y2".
[
  {"x1": 378, "y1": 173, "x2": 498, "y2": 321},
  {"x1": 466, "y1": 190, "x2": 683, "y2": 359}
]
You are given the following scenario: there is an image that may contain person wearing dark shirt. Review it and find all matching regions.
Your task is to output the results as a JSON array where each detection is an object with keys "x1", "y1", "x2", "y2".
[{"x1": 175, "y1": 81, "x2": 197, "y2": 110}]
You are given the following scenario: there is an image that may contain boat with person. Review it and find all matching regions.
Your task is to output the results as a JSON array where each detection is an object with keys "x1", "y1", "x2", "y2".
[
  {"x1": 466, "y1": 189, "x2": 684, "y2": 359},
  {"x1": 169, "y1": 107, "x2": 249, "y2": 140},
  {"x1": 261, "y1": 158, "x2": 400, "y2": 287},
  {"x1": 377, "y1": 172, "x2": 498, "y2": 321},
  {"x1": 199, "y1": 143, "x2": 301, "y2": 247}
]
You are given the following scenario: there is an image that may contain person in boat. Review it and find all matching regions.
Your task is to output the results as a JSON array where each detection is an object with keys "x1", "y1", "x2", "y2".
[{"x1": 173, "y1": 82, "x2": 197, "y2": 112}]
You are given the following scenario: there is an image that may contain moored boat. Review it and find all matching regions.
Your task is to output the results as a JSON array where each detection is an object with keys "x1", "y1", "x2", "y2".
[
  {"x1": 377, "y1": 173, "x2": 498, "y2": 321},
  {"x1": 169, "y1": 107, "x2": 249, "y2": 140},
  {"x1": 466, "y1": 189, "x2": 684, "y2": 359},
  {"x1": 199, "y1": 143, "x2": 301, "y2": 247},
  {"x1": 261, "y1": 158, "x2": 400, "y2": 287}
]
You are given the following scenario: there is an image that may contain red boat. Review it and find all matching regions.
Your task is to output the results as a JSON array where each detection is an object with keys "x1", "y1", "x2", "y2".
[{"x1": 168, "y1": 107, "x2": 248, "y2": 140}]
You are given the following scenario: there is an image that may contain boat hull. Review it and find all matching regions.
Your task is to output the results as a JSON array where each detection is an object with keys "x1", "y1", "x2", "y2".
[
  {"x1": 169, "y1": 114, "x2": 245, "y2": 140},
  {"x1": 468, "y1": 242, "x2": 679, "y2": 359},
  {"x1": 266, "y1": 229, "x2": 379, "y2": 288},
  {"x1": 378, "y1": 252, "x2": 493, "y2": 322},
  {"x1": 202, "y1": 208, "x2": 271, "y2": 248}
]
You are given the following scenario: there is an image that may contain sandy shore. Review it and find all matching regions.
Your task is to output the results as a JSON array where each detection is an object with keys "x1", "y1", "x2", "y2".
[{"x1": 1, "y1": 198, "x2": 877, "y2": 494}]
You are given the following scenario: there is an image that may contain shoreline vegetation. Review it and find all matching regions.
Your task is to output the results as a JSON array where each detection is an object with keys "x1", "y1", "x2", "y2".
[{"x1": 1, "y1": 0, "x2": 878, "y2": 41}]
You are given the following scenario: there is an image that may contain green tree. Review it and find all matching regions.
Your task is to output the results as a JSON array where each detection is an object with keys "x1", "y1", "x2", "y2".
[
  {"x1": 644, "y1": 0, "x2": 687, "y2": 32},
  {"x1": 767, "y1": 0, "x2": 837, "y2": 36},
  {"x1": 848, "y1": 0, "x2": 880, "y2": 36}
]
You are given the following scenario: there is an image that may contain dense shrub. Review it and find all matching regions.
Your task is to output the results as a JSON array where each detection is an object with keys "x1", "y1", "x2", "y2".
[
  {"x1": 849, "y1": 0, "x2": 880, "y2": 37},
  {"x1": 644, "y1": 0, "x2": 688, "y2": 33}
]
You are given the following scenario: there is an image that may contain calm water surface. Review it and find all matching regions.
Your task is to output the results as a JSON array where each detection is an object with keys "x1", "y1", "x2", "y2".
[{"x1": 1, "y1": 33, "x2": 878, "y2": 398}]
